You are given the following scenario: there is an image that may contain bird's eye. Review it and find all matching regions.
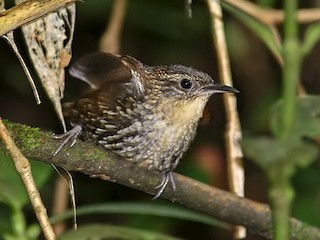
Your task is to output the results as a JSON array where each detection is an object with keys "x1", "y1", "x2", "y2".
[{"x1": 180, "y1": 79, "x2": 193, "y2": 89}]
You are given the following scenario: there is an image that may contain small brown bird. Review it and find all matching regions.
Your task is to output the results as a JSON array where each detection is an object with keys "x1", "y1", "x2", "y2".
[{"x1": 61, "y1": 52, "x2": 238, "y2": 198}]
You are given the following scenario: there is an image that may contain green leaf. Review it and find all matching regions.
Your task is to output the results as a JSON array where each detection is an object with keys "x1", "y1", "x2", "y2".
[
  {"x1": 26, "y1": 223, "x2": 41, "y2": 240},
  {"x1": 221, "y1": 1, "x2": 282, "y2": 61},
  {"x1": 242, "y1": 136, "x2": 318, "y2": 178},
  {"x1": 242, "y1": 135, "x2": 318, "y2": 240},
  {"x1": 0, "y1": 152, "x2": 53, "y2": 209},
  {"x1": 293, "y1": 166, "x2": 320, "y2": 227},
  {"x1": 270, "y1": 95, "x2": 320, "y2": 138},
  {"x1": 50, "y1": 202, "x2": 230, "y2": 229},
  {"x1": 301, "y1": 21, "x2": 320, "y2": 57},
  {"x1": 0, "y1": 204, "x2": 11, "y2": 233},
  {"x1": 256, "y1": 0, "x2": 278, "y2": 7},
  {"x1": 59, "y1": 224, "x2": 182, "y2": 240}
]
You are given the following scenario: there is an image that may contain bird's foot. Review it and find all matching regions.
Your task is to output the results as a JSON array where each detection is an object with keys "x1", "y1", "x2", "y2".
[
  {"x1": 152, "y1": 171, "x2": 176, "y2": 200},
  {"x1": 52, "y1": 124, "x2": 82, "y2": 157}
]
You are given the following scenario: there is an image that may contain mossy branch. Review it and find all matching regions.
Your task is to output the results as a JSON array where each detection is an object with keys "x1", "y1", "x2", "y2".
[{"x1": 1, "y1": 121, "x2": 319, "y2": 240}]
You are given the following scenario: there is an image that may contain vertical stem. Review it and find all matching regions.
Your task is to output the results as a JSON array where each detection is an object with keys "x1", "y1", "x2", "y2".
[
  {"x1": 272, "y1": 1, "x2": 299, "y2": 240},
  {"x1": 269, "y1": 168, "x2": 294, "y2": 240},
  {"x1": 280, "y1": 0, "x2": 300, "y2": 139},
  {"x1": 284, "y1": 0, "x2": 298, "y2": 39},
  {"x1": 207, "y1": 0, "x2": 245, "y2": 238}
]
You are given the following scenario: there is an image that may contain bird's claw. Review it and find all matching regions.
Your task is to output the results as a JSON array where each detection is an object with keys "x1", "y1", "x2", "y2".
[
  {"x1": 53, "y1": 125, "x2": 82, "y2": 157},
  {"x1": 152, "y1": 171, "x2": 176, "y2": 200}
]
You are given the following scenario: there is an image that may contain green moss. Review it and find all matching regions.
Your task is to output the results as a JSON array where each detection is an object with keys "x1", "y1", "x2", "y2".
[
  {"x1": 73, "y1": 141, "x2": 117, "y2": 162},
  {"x1": 3, "y1": 120, "x2": 43, "y2": 151}
]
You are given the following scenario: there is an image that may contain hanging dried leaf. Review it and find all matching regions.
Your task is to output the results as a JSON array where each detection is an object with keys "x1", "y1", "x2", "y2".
[{"x1": 15, "y1": 0, "x2": 76, "y2": 132}]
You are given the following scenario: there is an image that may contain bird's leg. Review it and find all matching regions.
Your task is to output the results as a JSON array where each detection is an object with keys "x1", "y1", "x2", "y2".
[
  {"x1": 152, "y1": 171, "x2": 176, "y2": 199},
  {"x1": 52, "y1": 124, "x2": 82, "y2": 157}
]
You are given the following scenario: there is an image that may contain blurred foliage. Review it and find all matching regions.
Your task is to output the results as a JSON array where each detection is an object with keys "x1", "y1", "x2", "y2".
[
  {"x1": 50, "y1": 202, "x2": 230, "y2": 229},
  {"x1": 0, "y1": 154, "x2": 52, "y2": 240},
  {"x1": 0, "y1": 0, "x2": 320, "y2": 240},
  {"x1": 59, "y1": 224, "x2": 182, "y2": 240}
]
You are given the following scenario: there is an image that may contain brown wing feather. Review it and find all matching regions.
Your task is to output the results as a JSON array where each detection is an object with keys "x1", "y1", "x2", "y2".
[
  {"x1": 69, "y1": 52, "x2": 133, "y2": 89},
  {"x1": 63, "y1": 52, "x2": 146, "y2": 140}
]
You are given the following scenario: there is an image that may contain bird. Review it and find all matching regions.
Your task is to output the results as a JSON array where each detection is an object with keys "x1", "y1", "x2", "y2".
[{"x1": 59, "y1": 52, "x2": 238, "y2": 198}]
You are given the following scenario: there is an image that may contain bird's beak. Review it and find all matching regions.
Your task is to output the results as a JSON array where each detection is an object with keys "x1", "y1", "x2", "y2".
[{"x1": 202, "y1": 82, "x2": 239, "y2": 94}]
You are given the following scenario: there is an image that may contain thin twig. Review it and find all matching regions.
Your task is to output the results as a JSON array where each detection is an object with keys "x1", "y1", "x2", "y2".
[
  {"x1": 99, "y1": 0, "x2": 127, "y2": 54},
  {"x1": 3, "y1": 33, "x2": 41, "y2": 105},
  {"x1": 52, "y1": 175, "x2": 69, "y2": 235},
  {"x1": 0, "y1": 118, "x2": 56, "y2": 240},
  {"x1": 207, "y1": 0, "x2": 245, "y2": 238},
  {"x1": 223, "y1": 0, "x2": 320, "y2": 25},
  {"x1": 0, "y1": 0, "x2": 41, "y2": 105}
]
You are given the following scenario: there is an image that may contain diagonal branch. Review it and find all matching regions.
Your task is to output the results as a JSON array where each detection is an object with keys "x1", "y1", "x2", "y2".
[{"x1": 1, "y1": 120, "x2": 320, "y2": 240}]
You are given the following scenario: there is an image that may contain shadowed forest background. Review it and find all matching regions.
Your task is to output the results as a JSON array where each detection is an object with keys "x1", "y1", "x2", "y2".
[{"x1": 0, "y1": 0, "x2": 319, "y2": 239}]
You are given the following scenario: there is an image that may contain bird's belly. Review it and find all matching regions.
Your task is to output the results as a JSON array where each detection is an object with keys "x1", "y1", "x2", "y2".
[
  {"x1": 88, "y1": 99, "x2": 203, "y2": 173},
  {"x1": 126, "y1": 118, "x2": 198, "y2": 172}
]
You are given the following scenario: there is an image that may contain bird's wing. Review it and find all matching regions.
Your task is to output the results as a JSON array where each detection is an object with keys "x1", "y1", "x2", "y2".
[{"x1": 63, "y1": 52, "x2": 146, "y2": 137}]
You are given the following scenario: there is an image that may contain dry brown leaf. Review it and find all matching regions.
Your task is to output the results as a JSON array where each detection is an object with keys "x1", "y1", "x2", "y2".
[{"x1": 15, "y1": 0, "x2": 76, "y2": 132}]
